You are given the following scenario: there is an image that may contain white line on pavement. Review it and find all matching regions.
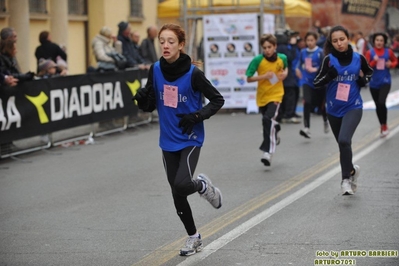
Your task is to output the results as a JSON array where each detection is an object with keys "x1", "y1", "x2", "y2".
[{"x1": 177, "y1": 125, "x2": 399, "y2": 266}]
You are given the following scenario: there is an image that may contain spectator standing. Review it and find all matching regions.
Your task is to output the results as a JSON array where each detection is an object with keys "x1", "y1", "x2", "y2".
[
  {"x1": 117, "y1": 21, "x2": 149, "y2": 70},
  {"x1": 355, "y1": 31, "x2": 368, "y2": 55},
  {"x1": 311, "y1": 20, "x2": 322, "y2": 35},
  {"x1": 313, "y1": 25, "x2": 373, "y2": 195},
  {"x1": 349, "y1": 33, "x2": 358, "y2": 53},
  {"x1": 0, "y1": 38, "x2": 33, "y2": 154},
  {"x1": 0, "y1": 31, "x2": 19, "y2": 87},
  {"x1": 0, "y1": 27, "x2": 17, "y2": 42},
  {"x1": 1, "y1": 27, "x2": 20, "y2": 73},
  {"x1": 139, "y1": 26, "x2": 158, "y2": 64},
  {"x1": 34, "y1": 31, "x2": 67, "y2": 72},
  {"x1": 91, "y1": 26, "x2": 118, "y2": 71},
  {"x1": 132, "y1": 23, "x2": 224, "y2": 256},
  {"x1": 245, "y1": 34, "x2": 288, "y2": 167},
  {"x1": 365, "y1": 32, "x2": 398, "y2": 137},
  {"x1": 0, "y1": 39, "x2": 34, "y2": 81},
  {"x1": 131, "y1": 31, "x2": 150, "y2": 70}
]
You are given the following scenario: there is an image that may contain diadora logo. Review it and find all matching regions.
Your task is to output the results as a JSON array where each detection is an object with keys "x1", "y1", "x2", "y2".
[{"x1": 0, "y1": 80, "x2": 140, "y2": 131}]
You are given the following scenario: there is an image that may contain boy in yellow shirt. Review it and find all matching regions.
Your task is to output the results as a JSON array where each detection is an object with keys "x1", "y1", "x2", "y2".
[{"x1": 246, "y1": 34, "x2": 288, "y2": 166}]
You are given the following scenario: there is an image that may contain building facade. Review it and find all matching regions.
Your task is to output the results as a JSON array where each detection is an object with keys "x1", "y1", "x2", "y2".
[{"x1": 0, "y1": 0, "x2": 159, "y2": 75}]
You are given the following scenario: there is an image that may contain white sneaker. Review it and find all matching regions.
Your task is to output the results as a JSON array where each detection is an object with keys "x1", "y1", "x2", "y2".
[
  {"x1": 261, "y1": 152, "x2": 272, "y2": 166},
  {"x1": 197, "y1": 174, "x2": 222, "y2": 209},
  {"x1": 300, "y1": 128, "x2": 311, "y2": 139},
  {"x1": 341, "y1": 179, "x2": 354, "y2": 195},
  {"x1": 179, "y1": 234, "x2": 203, "y2": 256},
  {"x1": 350, "y1": 165, "x2": 360, "y2": 193}
]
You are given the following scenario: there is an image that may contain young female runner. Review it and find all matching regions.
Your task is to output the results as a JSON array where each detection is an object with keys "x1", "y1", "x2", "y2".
[{"x1": 314, "y1": 25, "x2": 373, "y2": 195}]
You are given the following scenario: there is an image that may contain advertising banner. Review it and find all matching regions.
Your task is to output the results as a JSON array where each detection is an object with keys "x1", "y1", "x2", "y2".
[
  {"x1": 341, "y1": 0, "x2": 382, "y2": 18},
  {"x1": 203, "y1": 13, "x2": 259, "y2": 108},
  {"x1": 0, "y1": 70, "x2": 145, "y2": 144}
]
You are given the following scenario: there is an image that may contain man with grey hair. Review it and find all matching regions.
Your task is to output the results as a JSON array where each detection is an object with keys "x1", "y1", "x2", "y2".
[
  {"x1": 139, "y1": 25, "x2": 158, "y2": 64},
  {"x1": 0, "y1": 27, "x2": 17, "y2": 41}
]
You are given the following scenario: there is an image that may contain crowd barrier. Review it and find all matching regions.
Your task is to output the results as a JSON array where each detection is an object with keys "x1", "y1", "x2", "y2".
[{"x1": 0, "y1": 69, "x2": 154, "y2": 159}]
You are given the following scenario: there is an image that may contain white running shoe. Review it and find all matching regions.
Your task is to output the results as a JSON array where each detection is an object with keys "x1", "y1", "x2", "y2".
[
  {"x1": 341, "y1": 179, "x2": 354, "y2": 195},
  {"x1": 197, "y1": 174, "x2": 222, "y2": 209},
  {"x1": 350, "y1": 165, "x2": 360, "y2": 193},
  {"x1": 179, "y1": 234, "x2": 203, "y2": 256},
  {"x1": 261, "y1": 152, "x2": 272, "y2": 166},
  {"x1": 300, "y1": 128, "x2": 311, "y2": 139}
]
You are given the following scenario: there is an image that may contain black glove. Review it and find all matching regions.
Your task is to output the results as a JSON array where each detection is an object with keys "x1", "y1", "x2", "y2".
[
  {"x1": 132, "y1": 87, "x2": 148, "y2": 104},
  {"x1": 176, "y1": 113, "x2": 203, "y2": 134},
  {"x1": 326, "y1": 66, "x2": 338, "y2": 79},
  {"x1": 356, "y1": 76, "x2": 367, "y2": 88}
]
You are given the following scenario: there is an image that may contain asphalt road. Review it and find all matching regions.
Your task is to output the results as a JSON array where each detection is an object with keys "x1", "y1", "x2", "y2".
[{"x1": 1, "y1": 83, "x2": 399, "y2": 266}]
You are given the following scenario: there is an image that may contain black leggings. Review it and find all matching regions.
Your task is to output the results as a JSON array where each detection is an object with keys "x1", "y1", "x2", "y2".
[
  {"x1": 370, "y1": 84, "x2": 391, "y2": 125},
  {"x1": 302, "y1": 84, "x2": 327, "y2": 128},
  {"x1": 327, "y1": 108, "x2": 362, "y2": 180},
  {"x1": 162, "y1": 146, "x2": 203, "y2": 236}
]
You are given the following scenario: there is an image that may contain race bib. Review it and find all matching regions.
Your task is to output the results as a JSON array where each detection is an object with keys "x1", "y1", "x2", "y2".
[
  {"x1": 269, "y1": 73, "x2": 279, "y2": 85},
  {"x1": 376, "y1": 58, "x2": 385, "y2": 70},
  {"x1": 305, "y1": 58, "x2": 312, "y2": 70},
  {"x1": 336, "y1": 83, "x2": 350, "y2": 102},
  {"x1": 163, "y1": 85, "x2": 178, "y2": 108}
]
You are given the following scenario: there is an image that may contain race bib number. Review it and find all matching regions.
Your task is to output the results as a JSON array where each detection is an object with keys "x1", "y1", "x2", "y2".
[
  {"x1": 376, "y1": 58, "x2": 385, "y2": 70},
  {"x1": 163, "y1": 85, "x2": 178, "y2": 108},
  {"x1": 336, "y1": 83, "x2": 350, "y2": 102}
]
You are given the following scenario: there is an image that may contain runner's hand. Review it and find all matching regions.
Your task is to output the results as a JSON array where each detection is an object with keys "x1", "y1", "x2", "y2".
[{"x1": 176, "y1": 113, "x2": 202, "y2": 134}]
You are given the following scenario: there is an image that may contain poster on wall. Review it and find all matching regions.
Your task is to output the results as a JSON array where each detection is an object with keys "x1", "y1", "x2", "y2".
[{"x1": 203, "y1": 13, "x2": 259, "y2": 109}]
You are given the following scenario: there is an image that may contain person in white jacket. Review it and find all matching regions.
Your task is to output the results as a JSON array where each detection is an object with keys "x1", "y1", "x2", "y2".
[{"x1": 91, "y1": 26, "x2": 118, "y2": 71}]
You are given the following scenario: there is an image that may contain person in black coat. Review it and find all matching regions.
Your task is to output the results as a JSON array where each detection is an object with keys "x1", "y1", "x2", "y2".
[
  {"x1": 34, "y1": 31, "x2": 67, "y2": 72},
  {"x1": 117, "y1": 21, "x2": 149, "y2": 70},
  {"x1": 139, "y1": 25, "x2": 159, "y2": 64}
]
